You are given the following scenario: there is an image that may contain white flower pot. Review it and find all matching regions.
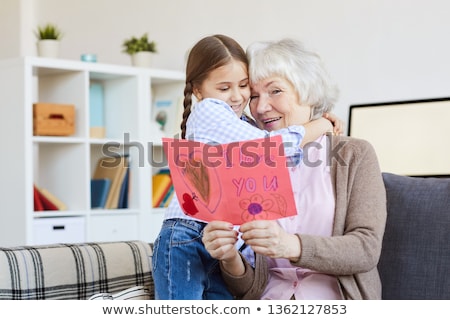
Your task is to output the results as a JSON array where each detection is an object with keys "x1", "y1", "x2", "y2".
[
  {"x1": 37, "y1": 40, "x2": 60, "y2": 58},
  {"x1": 131, "y1": 52, "x2": 153, "y2": 68}
]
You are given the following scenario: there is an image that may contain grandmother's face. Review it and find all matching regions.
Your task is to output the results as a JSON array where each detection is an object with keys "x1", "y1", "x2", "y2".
[{"x1": 249, "y1": 76, "x2": 311, "y2": 131}]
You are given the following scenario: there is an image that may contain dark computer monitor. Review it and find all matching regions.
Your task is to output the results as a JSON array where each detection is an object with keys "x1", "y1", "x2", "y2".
[{"x1": 348, "y1": 97, "x2": 450, "y2": 177}]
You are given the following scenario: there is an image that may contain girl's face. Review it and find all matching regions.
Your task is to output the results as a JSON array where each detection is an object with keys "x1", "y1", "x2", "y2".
[
  {"x1": 249, "y1": 76, "x2": 311, "y2": 131},
  {"x1": 194, "y1": 59, "x2": 250, "y2": 118}
]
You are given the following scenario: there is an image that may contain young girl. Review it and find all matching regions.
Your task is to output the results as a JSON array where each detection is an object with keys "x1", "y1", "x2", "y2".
[{"x1": 152, "y1": 34, "x2": 342, "y2": 300}]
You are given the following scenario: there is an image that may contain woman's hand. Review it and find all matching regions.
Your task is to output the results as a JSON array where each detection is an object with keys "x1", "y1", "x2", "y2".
[
  {"x1": 202, "y1": 221, "x2": 246, "y2": 275},
  {"x1": 323, "y1": 112, "x2": 345, "y2": 135},
  {"x1": 240, "y1": 220, "x2": 301, "y2": 261},
  {"x1": 202, "y1": 221, "x2": 238, "y2": 261}
]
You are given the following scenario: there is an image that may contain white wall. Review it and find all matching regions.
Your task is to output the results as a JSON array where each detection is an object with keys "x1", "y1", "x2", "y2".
[
  {"x1": 2, "y1": 0, "x2": 450, "y2": 123},
  {"x1": 0, "y1": 0, "x2": 21, "y2": 58}
]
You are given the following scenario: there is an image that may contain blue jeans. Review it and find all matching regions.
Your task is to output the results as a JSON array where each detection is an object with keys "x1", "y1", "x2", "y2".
[{"x1": 152, "y1": 218, "x2": 234, "y2": 300}]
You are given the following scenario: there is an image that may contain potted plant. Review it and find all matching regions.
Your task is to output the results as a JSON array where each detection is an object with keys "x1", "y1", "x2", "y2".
[
  {"x1": 122, "y1": 33, "x2": 157, "y2": 67},
  {"x1": 34, "y1": 23, "x2": 63, "y2": 58}
]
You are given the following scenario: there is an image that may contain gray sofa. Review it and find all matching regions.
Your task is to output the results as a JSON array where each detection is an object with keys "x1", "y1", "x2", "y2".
[
  {"x1": 378, "y1": 172, "x2": 450, "y2": 299},
  {"x1": 0, "y1": 172, "x2": 449, "y2": 299}
]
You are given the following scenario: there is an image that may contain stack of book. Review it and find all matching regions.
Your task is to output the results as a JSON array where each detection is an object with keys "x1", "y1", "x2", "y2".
[
  {"x1": 91, "y1": 155, "x2": 130, "y2": 209},
  {"x1": 152, "y1": 168, "x2": 174, "y2": 208},
  {"x1": 33, "y1": 185, "x2": 67, "y2": 211}
]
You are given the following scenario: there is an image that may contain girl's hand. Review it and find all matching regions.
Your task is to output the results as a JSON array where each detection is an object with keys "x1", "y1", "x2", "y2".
[
  {"x1": 240, "y1": 220, "x2": 301, "y2": 261},
  {"x1": 323, "y1": 112, "x2": 345, "y2": 135}
]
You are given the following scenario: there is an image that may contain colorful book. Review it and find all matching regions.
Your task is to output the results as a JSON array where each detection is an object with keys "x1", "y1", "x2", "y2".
[
  {"x1": 158, "y1": 168, "x2": 171, "y2": 175},
  {"x1": 91, "y1": 178, "x2": 112, "y2": 209},
  {"x1": 38, "y1": 188, "x2": 67, "y2": 210},
  {"x1": 152, "y1": 173, "x2": 172, "y2": 208},
  {"x1": 89, "y1": 82, "x2": 105, "y2": 138},
  {"x1": 106, "y1": 156, "x2": 129, "y2": 209},
  {"x1": 93, "y1": 155, "x2": 129, "y2": 209},
  {"x1": 34, "y1": 186, "x2": 44, "y2": 211},
  {"x1": 159, "y1": 184, "x2": 174, "y2": 207},
  {"x1": 34, "y1": 185, "x2": 59, "y2": 211},
  {"x1": 118, "y1": 167, "x2": 130, "y2": 209}
]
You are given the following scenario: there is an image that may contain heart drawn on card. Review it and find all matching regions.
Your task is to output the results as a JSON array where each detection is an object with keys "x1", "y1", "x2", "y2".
[
  {"x1": 176, "y1": 151, "x2": 221, "y2": 215},
  {"x1": 181, "y1": 192, "x2": 198, "y2": 215},
  {"x1": 183, "y1": 157, "x2": 211, "y2": 203}
]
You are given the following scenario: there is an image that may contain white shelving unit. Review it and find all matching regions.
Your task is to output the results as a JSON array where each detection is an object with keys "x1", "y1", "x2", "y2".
[{"x1": 0, "y1": 56, "x2": 184, "y2": 247}]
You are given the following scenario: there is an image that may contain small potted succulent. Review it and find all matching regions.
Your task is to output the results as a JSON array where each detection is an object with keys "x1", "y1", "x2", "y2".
[
  {"x1": 122, "y1": 33, "x2": 157, "y2": 67},
  {"x1": 34, "y1": 23, "x2": 63, "y2": 58}
]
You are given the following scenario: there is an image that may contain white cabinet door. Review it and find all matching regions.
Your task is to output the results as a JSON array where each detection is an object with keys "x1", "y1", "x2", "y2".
[
  {"x1": 33, "y1": 217, "x2": 85, "y2": 245},
  {"x1": 89, "y1": 215, "x2": 138, "y2": 242}
]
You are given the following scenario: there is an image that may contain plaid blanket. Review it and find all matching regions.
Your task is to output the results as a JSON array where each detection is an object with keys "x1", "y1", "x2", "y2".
[{"x1": 0, "y1": 241, "x2": 153, "y2": 300}]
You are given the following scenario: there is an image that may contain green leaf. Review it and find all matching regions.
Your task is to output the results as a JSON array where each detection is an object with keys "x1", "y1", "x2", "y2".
[
  {"x1": 122, "y1": 33, "x2": 157, "y2": 55},
  {"x1": 34, "y1": 23, "x2": 63, "y2": 40}
]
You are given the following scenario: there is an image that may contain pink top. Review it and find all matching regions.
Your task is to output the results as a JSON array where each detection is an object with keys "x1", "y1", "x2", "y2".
[{"x1": 260, "y1": 135, "x2": 342, "y2": 300}]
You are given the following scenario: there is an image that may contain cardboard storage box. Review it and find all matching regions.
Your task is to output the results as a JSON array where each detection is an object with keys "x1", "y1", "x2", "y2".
[{"x1": 33, "y1": 103, "x2": 75, "y2": 136}]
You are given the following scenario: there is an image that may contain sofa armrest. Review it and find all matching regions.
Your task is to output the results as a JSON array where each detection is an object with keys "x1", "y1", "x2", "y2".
[{"x1": 0, "y1": 240, "x2": 153, "y2": 300}]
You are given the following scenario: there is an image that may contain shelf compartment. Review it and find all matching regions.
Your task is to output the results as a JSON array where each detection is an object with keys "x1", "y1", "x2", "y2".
[{"x1": 34, "y1": 142, "x2": 88, "y2": 211}]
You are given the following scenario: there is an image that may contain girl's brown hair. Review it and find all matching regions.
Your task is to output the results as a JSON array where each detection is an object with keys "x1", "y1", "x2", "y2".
[{"x1": 180, "y1": 34, "x2": 248, "y2": 139}]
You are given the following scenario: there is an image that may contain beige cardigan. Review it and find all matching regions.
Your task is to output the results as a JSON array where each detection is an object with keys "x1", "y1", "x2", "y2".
[{"x1": 221, "y1": 135, "x2": 387, "y2": 300}]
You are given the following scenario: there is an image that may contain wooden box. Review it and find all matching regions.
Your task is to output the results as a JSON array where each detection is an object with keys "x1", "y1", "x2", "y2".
[{"x1": 33, "y1": 103, "x2": 75, "y2": 136}]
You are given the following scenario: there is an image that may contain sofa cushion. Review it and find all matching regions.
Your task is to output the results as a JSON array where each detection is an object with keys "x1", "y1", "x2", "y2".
[
  {"x1": 0, "y1": 240, "x2": 153, "y2": 300},
  {"x1": 379, "y1": 172, "x2": 450, "y2": 299},
  {"x1": 88, "y1": 285, "x2": 150, "y2": 300}
]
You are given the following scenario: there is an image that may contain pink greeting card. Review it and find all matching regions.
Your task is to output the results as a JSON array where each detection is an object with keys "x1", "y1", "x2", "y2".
[{"x1": 162, "y1": 136, "x2": 297, "y2": 225}]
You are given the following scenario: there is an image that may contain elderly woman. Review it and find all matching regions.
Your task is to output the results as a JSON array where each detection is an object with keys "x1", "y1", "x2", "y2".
[{"x1": 202, "y1": 38, "x2": 387, "y2": 300}]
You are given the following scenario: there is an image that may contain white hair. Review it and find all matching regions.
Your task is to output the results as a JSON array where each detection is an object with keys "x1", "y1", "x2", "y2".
[{"x1": 247, "y1": 38, "x2": 339, "y2": 119}]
